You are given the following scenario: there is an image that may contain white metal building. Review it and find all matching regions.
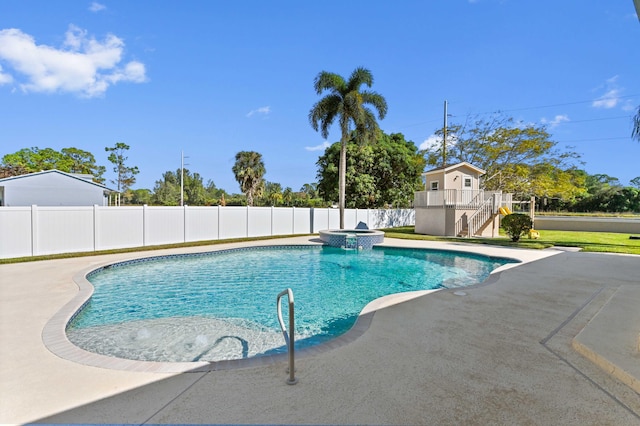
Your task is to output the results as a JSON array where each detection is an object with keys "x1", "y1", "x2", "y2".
[{"x1": 0, "y1": 170, "x2": 115, "y2": 206}]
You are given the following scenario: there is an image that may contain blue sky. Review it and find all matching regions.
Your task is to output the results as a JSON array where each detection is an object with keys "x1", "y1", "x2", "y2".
[{"x1": 1, "y1": 1, "x2": 639, "y2": 193}]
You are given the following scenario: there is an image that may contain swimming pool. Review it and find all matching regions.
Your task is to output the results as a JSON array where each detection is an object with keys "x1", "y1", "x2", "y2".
[{"x1": 67, "y1": 245, "x2": 515, "y2": 362}]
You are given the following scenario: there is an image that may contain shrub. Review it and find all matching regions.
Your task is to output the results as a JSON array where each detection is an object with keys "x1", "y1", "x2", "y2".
[{"x1": 501, "y1": 213, "x2": 533, "y2": 242}]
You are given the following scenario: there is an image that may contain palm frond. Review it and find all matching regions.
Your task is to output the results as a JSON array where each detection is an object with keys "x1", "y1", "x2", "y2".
[
  {"x1": 354, "y1": 108, "x2": 380, "y2": 143},
  {"x1": 309, "y1": 94, "x2": 342, "y2": 138},
  {"x1": 360, "y1": 90, "x2": 388, "y2": 119},
  {"x1": 347, "y1": 67, "x2": 373, "y2": 92},
  {"x1": 633, "y1": 105, "x2": 640, "y2": 142},
  {"x1": 314, "y1": 71, "x2": 346, "y2": 95}
]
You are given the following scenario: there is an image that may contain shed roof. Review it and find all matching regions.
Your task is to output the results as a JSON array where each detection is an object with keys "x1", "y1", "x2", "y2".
[
  {"x1": 422, "y1": 161, "x2": 486, "y2": 176},
  {"x1": 0, "y1": 169, "x2": 116, "y2": 192}
]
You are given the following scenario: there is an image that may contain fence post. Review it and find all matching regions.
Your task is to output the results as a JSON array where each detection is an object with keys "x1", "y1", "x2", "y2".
[
  {"x1": 183, "y1": 204, "x2": 188, "y2": 243},
  {"x1": 354, "y1": 208, "x2": 357, "y2": 229},
  {"x1": 31, "y1": 205, "x2": 38, "y2": 256},
  {"x1": 142, "y1": 204, "x2": 148, "y2": 247},
  {"x1": 93, "y1": 204, "x2": 99, "y2": 252},
  {"x1": 530, "y1": 196, "x2": 536, "y2": 228}
]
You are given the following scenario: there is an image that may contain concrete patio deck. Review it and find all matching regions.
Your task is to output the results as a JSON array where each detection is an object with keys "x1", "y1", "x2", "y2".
[{"x1": 1, "y1": 236, "x2": 639, "y2": 425}]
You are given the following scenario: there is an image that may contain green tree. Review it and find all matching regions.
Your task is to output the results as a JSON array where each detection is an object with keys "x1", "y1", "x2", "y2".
[
  {"x1": 2, "y1": 147, "x2": 105, "y2": 182},
  {"x1": 424, "y1": 114, "x2": 583, "y2": 201},
  {"x1": 129, "y1": 188, "x2": 153, "y2": 205},
  {"x1": 262, "y1": 181, "x2": 283, "y2": 206},
  {"x1": 586, "y1": 174, "x2": 621, "y2": 192},
  {"x1": 309, "y1": 67, "x2": 387, "y2": 228},
  {"x1": 60, "y1": 148, "x2": 106, "y2": 182},
  {"x1": 569, "y1": 173, "x2": 640, "y2": 213},
  {"x1": 373, "y1": 133, "x2": 427, "y2": 207},
  {"x1": 317, "y1": 131, "x2": 425, "y2": 208},
  {"x1": 2, "y1": 147, "x2": 66, "y2": 172},
  {"x1": 153, "y1": 170, "x2": 180, "y2": 205},
  {"x1": 204, "y1": 180, "x2": 227, "y2": 205},
  {"x1": 0, "y1": 164, "x2": 28, "y2": 178},
  {"x1": 153, "y1": 168, "x2": 208, "y2": 206},
  {"x1": 282, "y1": 187, "x2": 293, "y2": 206},
  {"x1": 630, "y1": 176, "x2": 640, "y2": 189},
  {"x1": 105, "y1": 142, "x2": 139, "y2": 194},
  {"x1": 183, "y1": 170, "x2": 206, "y2": 205},
  {"x1": 297, "y1": 182, "x2": 325, "y2": 207},
  {"x1": 300, "y1": 183, "x2": 319, "y2": 199},
  {"x1": 232, "y1": 151, "x2": 265, "y2": 206}
]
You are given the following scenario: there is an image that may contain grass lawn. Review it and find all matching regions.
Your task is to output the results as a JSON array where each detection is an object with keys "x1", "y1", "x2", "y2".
[{"x1": 382, "y1": 227, "x2": 640, "y2": 255}]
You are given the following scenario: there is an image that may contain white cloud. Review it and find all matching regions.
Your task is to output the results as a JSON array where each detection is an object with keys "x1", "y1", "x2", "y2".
[
  {"x1": 246, "y1": 106, "x2": 271, "y2": 117},
  {"x1": 0, "y1": 65, "x2": 12, "y2": 84},
  {"x1": 89, "y1": 2, "x2": 106, "y2": 12},
  {"x1": 592, "y1": 89, "x2": 620, "y2": 109},
  {"x1": 0, "y1": 26, "x2": 147, "y2": 98},
  {"x1": 541, "y1": 114, "x2": 570, "y2": 128},
  {"x1": 305, "y1": 141, "x2": 330, "y2": 152},
  {"x1": 419, "y1": 134, "x2": 441, "y2": 151},
  {"x1": 621, "y1": 100, "x2": 635, "y2": 112},
  {"x1": 592, "y1": 75, "x2": 622, "y2": 109}
]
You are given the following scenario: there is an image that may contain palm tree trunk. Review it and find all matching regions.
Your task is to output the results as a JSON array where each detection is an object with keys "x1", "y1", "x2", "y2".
[{"x1": 339, "y1": 136, "x2": 347, "y2": 229}]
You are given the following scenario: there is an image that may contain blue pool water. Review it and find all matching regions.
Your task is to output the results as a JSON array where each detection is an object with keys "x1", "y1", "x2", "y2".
[{"x1": 67, "y1": 245, "x2": 514, "y2": 362}]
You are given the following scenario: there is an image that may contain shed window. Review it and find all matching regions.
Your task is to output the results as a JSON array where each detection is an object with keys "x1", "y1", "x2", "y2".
[
  {"x1": 463, "y1": 176, "x2": 472, "y2": 189},
  {"x1": 430, "y1": 181, "x2": 439, "y2": 191}
]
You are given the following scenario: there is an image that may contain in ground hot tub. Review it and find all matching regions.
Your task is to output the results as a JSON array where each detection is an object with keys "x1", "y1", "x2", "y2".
[{"x1": 319, "y1": 229, "x2": 385, "y2": 249}]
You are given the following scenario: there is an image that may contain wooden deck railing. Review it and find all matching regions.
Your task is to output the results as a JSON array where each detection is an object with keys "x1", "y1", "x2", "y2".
[{"x1": 414, "y1": 189, "x2": 510, "y2": 209}]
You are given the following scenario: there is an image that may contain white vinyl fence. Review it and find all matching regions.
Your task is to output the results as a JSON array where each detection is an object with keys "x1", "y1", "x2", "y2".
[{"x1": 0, "y1": 205, "x2": 415, "y2": 259}]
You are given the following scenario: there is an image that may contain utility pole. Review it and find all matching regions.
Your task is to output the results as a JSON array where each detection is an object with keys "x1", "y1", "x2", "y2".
[
  {"x1": 443, "y1": 100, "x2": 448, "y2": 168},
  {"x1": 180, "y1": 151, "x2": 185, "y2": 206},
  {"x1": 181, "y1": 151, "x2": 191, "y2": 206}
]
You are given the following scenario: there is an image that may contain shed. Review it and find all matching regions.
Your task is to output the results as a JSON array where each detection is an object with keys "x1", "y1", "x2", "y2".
[
  {"x1": 0, "y1": 170, "x2": 115, "y2": 206},
  {"x1": 414, "y1": 162, "x2": 511, "y2": 238},
  {"x1": 422, "y1": 161, "x2": 486, "y2": 192}
]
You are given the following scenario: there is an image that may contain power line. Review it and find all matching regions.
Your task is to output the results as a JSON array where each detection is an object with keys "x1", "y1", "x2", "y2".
[
  {"x1": 560, "y1": 115, "x2": 631, "y2": 124},
  {"x1": 558, "y1": 136, "x2": 631, "y2": 143},
  {"x1": 392, "y1": 94, "x2": 639, "y2": 136},
  {"x1": 472, "y1": 93, "x2": 640, "y2": 115}
]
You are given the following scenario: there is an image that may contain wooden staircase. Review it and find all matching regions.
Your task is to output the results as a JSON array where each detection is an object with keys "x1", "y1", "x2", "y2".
[{"x1": 455, "y1": 194, "x2": 501, "y2": 238}]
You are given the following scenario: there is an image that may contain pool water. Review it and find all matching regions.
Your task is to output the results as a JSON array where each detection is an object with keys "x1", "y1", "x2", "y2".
[{"x1": 67, "y1": 245, "x2": 513, "y2": 362}]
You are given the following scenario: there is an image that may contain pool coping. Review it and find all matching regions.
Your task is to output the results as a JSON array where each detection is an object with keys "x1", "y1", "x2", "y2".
[{"x1": 41, "y1": 240, "x2": 527, "y2": 373}]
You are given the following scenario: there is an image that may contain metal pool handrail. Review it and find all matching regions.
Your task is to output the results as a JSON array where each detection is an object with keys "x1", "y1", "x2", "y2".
[{"x1": 277, "y1": 288, "x2": 298, "y2": 385}]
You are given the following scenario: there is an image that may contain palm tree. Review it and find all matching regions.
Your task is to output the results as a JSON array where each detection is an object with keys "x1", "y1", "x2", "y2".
[
  {"x1": 309, "y1": 67, "x2": 387, "y2": 229},
  {"x1": 633, "y1": 105, "x2": 640, "y2": 142},
  {"x1": 300, "y1": 183, "x2": 319, "y2": 199},
  {"x1": 282, "y1": 187, "x2": 293, "y2": 206},
  {"x1": 232, "y1": 151, "x2": 266, "y2": 206}
]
